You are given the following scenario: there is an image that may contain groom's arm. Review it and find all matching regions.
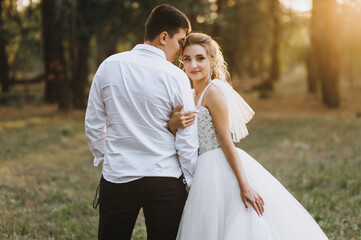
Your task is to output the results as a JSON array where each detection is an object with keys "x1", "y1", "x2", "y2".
[
  {"x1": 85, "y1": 67, "x2": 107, "y2": 167},
  {"x1": 173, "y1": 75, "x2": 199, "y2": 188}
]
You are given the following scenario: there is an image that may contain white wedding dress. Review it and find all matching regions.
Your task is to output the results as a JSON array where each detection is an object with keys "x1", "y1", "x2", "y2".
[{"x1": 176, "y1": 80, "x2": 328, "y2": 240}]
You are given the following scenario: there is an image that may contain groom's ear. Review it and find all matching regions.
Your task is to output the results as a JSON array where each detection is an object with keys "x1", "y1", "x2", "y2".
[{"x1": 159, "y1": 31, "x2": 168, "y2": 46}]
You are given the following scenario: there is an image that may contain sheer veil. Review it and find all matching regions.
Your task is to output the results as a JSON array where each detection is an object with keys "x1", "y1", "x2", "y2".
[{"x1": 212, "y1": 79, "x2": 255, "y2": 142}]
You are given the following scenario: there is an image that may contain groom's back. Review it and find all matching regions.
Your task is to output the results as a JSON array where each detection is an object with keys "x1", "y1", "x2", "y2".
[
  {"x1": 87, "y1": 5, "x2": 198, "y2": 239},
  {"x1": 92, "y1": 44, "x2": 193, "y2": 183}
]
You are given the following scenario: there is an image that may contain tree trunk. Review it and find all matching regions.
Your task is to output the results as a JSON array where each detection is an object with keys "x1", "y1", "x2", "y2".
[
  {"x1": 71, "y1": 0, "x2": 93, "y2": 109},
  {"x1": 96, "y1": 32, "x2": 117, "y2": 66},
  {"x1": 0, "y1": 0, "x2": 10, "y2": 93},
  {"x1": 230, "y1": 0, "x2": 243, "y2": 78},
  {"x1": 72, "y1": 36, "x2": 90, "y2": 109},
  {"x1": 346, "y1": 51, "x2": 354, "y2": 88},
  {"x1": 56, "y1": 57, "x2": 70, "y2": 111},
  {"x1": 307, "y1": 0, "x2": 319, "y2": 93},
  {"x1": 314, "y1": 0, "x2": 340, "y2": 108},
  {"x1": 42, "y1": 0, "x2": 70, "y2": 110},
  {"x1": 270, "y1": 0, "x2": 281, "y2": 82},
  {"x1": 258, "y1": 0, "x2": 281, "y2": 91},
  {"x1": 306, "y1": 48, "x2": 318, "y2": 93},
  {"x1": 212, "y1": 0, "x2": 224, "y2": 39},
  {"x1": 42, "y1": 0, "x2": 57, "y2": 103},
  {"x1": 247, "y1": 57, "x2": 257, "y2": 79}
]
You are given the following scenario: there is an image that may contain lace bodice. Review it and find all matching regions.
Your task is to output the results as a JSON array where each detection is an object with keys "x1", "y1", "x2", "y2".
[{"x1": 197, "y1": 105, "x2": 220, "y2": 155}]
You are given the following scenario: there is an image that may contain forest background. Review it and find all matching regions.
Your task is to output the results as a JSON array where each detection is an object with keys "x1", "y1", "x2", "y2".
[{"x1": 0, "y1": 0, "x2": 360, "y2": 239}]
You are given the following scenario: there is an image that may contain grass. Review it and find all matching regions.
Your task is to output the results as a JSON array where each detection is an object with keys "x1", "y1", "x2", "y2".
[
  {"x1": 1, "y1": 112, "x2": 360, "y2": 239},
  {"x1": 0, "y1": 115, "x2": 100, "y2": 239},
  {"x1": 0, "y1": 71, "x2": 360, "y2": 239}
]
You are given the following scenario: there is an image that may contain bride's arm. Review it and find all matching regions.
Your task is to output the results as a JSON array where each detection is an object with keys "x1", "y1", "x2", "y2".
[{"x1": 204, "y1": 85, "x2": 264, "y2": 216}]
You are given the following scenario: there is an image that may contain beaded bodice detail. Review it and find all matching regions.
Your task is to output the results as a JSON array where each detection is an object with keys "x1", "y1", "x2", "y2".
[
  {"x1": 197, "y1": 105, "x2": 221, "y2": 155},
  {"x1": 195, "y1": 82, "x2": 221, "y2": 155}
]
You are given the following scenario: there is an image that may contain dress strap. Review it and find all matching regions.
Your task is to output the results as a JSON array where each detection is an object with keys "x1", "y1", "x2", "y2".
[{"x1": 196, "y1": 81, "x2": 213, "y2": 107}]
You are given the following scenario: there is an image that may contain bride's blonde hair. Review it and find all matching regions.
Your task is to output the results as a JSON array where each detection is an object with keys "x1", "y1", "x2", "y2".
[{"x1": 179, "y1": 32, "x2": 230, "y2": 83}]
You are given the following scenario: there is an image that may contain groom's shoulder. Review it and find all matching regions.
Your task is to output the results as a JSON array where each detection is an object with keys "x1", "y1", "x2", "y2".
[
  {"x1": 98, "y1": 51, "x2": 188, "y2": 83},
  {"x1": 160, "y1": 61, "x2": 189, "y2": 82},
  {"x1": 103, "y1": 51, "x2": 131, "y2": 63},
  {"x1": 164, "y1": 61, "x2": 187, "y2": 76},
  {"x1": 95, "y1": 51, "x2": 133, "y2": 73}
]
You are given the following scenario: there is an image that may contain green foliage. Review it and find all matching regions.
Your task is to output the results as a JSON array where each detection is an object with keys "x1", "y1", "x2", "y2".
[
  {"x1": 2, "y1": 0, "x2": 361, "y2": 107},
  {"x1": 2, "y1": 0, "x2": 42, "y2": 74}
]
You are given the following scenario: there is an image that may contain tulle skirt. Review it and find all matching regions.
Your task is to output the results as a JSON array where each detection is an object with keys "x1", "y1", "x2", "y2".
[{"x1": 176, "y1": 148, "x2": 329, "y2": 240}]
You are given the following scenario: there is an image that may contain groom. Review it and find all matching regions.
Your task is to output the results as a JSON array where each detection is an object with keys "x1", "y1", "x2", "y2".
[{"x1": 85, "y1": 4, "x2": 198, "y2": 240}]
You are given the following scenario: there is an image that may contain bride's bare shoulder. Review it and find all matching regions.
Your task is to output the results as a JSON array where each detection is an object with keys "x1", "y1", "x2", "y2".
[{"x1": 203, "y1": 84, "x2": 226, "y2": 109}]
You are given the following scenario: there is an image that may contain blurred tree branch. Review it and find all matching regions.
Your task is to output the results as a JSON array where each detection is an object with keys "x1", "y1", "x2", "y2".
[{"x1": 9, "y1": 74, "x2": 45, "y2": 84}]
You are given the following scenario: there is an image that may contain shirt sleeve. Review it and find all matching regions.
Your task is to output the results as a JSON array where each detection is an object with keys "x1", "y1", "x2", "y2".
[
  {"x1": 173, "y1": 74, "x2": 199, "y2": 187},
  {"x1": 85, "y1": 67, "x2": 107, "y2": 166}
]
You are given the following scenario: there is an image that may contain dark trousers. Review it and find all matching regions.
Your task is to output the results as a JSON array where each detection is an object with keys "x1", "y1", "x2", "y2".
[{"x1": 98, "y1": 176, "x2": 187, "y2": 240}]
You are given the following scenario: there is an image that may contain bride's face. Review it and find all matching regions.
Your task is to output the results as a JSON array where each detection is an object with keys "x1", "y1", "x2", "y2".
[{"x1": 182, "y1": 44, "x2": 211, "y2": 83}]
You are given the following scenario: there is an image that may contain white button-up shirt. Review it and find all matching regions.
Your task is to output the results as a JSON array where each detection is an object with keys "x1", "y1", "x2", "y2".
[{"x1": 85, "y1": 44, "x2": 198, "y2": 187}]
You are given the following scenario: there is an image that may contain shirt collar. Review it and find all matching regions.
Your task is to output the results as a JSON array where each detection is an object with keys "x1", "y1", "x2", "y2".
[{"x1": 132, "y1": 44, "x2": 166, "y2": 59}]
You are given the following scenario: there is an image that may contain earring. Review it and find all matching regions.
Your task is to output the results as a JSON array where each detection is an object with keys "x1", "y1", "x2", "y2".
[{"x1": 209, "y1": 68, "x2": 213, "y2": 80}]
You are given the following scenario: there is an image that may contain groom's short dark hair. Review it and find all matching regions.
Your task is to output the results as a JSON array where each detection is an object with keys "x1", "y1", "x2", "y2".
[{"x1": 145, "y1": 4, "x2": 191, "y2": 41}]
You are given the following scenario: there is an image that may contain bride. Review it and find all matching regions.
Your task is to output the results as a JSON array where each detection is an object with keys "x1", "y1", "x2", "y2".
[{"x1": 168, "y1": 32, "x2": 329, "y2": 240}]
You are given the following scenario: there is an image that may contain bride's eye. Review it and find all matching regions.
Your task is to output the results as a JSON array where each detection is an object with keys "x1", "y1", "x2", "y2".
[
  {"x1": 197, "y1": 56, "x2": 205, "y2": 61},
  {"x1": 183, "y1": 57, "x2": 190, "y2": 62}
]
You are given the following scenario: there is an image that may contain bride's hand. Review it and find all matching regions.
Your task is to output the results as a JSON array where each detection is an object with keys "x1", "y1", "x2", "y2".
[
  {"x1": 168, "y1": 104, "x2": 197, "y2": 136},
  {"x1": 240, "y1": 184, "x2": 265, "y2": 217}
]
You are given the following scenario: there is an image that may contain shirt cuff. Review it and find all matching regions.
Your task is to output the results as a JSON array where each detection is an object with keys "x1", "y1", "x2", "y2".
[{"x1": 93, "y1": 156, "x2": 104, "y2": 167}]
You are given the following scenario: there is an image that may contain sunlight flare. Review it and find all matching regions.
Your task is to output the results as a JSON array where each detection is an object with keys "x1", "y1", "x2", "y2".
[{"x1": 280, "y1": 0, "x2": 312, "y2": 12}]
